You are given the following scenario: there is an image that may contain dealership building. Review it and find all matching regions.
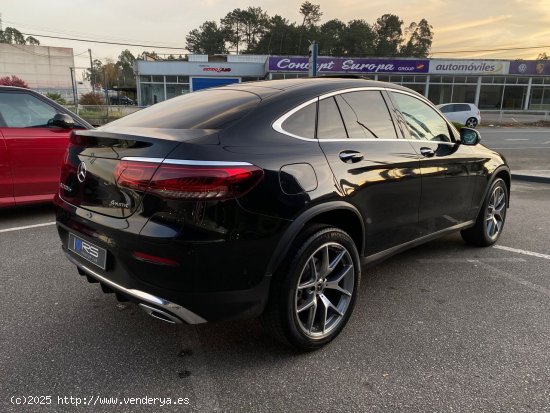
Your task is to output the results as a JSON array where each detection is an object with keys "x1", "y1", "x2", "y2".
[{"x1": 135, "y1": 55, "x2": 550, "y2": 110}]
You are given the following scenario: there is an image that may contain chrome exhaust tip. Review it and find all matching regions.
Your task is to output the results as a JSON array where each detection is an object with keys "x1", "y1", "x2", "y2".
[{"x1": 138, "y1": 303, "x2": 182, "y2": 324}]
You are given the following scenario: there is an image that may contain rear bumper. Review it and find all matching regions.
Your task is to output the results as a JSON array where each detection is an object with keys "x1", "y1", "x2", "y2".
[
  {"x1": 54, "y1": 181, "x2": 288, "y2": 323},
  {"x1": 65, "y1": 252, "x2": 207, "y2": 324},
  {"x1": 60, "y1": 235, "x2": 273, "y2": 323}
]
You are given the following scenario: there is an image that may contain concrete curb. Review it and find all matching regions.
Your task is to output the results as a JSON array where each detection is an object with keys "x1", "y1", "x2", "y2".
[{"x1": 512, "y1": 174, "x2": 550, "y2": 184}]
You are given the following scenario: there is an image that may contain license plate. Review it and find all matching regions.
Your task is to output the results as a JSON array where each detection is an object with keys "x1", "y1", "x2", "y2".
[{"x1": 68, "y1": 233, "x2": 107, "y2": 270}]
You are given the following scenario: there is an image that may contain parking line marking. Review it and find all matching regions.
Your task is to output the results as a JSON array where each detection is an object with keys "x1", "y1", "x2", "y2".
[
  {"x1": 0, "y1": 222, "x2": 56, "y2": 234},
  {"x1": 493, "y1": 245, "x2": 550, "y2": 261},
  {"x1": 418, "y1": 258, "x2": 526, "y2": 263},
  {"x1": 477, "y1": 261, "x2": 550, "y2": 299},
  {"x1": 491, "y1": 147, "x2": 550, "y2": 150},
  {"x1": 505, "y1": 138, "x2": 529, "y2": 141}
]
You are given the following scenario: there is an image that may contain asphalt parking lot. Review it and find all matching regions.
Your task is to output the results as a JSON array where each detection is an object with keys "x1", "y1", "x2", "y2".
[{"x1": 2, "y1": 146, "x2": 550, "y2": 412}]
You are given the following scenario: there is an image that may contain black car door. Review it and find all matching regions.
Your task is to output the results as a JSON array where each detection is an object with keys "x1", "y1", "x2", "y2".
[
  {"x1": 387, "y1": 91, "x2": 475, "y2": 235},
  {"x1": 316, "y1": 89, "x2": 422, "y2": 255}
]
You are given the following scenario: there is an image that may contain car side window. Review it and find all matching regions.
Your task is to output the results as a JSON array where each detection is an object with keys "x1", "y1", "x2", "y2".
[
  {"x1": 390, "y1": 92, "x2": 452, "y2": 142},
  {"x1": 281, "y1": 101, "x2": 317, "y2": 139},
  {"x1": 440, "y1": 104, "x2": 453, "y2": 113},
  {"x1": 456, "y1": 104, "x2": 470, "y2": 112},
  {"x1": 335, "y1": 91, "x2": 397, "y2": 139},
  {"x1": 0, "y1": 92, "x2": 60, "y2": 128},
  {"x1": 317, "y1": 97, "x2": 347, "y2": 139}
]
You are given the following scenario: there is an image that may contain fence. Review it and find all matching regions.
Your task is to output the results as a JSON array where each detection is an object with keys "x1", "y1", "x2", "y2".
[
  {"x1": 481, "y1": 110, "x2": 550, "y2": 125},
  {"x1": 65, "y1": 105, "x2": 143, "y2": 126}
]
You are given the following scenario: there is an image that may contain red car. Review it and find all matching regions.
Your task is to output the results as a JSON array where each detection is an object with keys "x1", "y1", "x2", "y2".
[{"x1": 0, "y1": 86, "x2": 92, "y2": 207}]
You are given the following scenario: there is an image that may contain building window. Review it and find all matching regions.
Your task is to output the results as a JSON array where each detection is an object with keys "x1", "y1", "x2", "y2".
[
  {"x1": 529, "y1": 86, "x2": 550, "y2": 109},
  {"x1": 428, "y1": 84, "x2": 453, "y2": 104},
  {"x1": 502, "y1": 85, "x2": 528, "y2": 109},
  {"x1": 140, "y1": 83, "x2": 165, "y2": 105},
  {"x1": 166, "y1": 83, "x2": 189, "y2": 100},
  {"x1": 450, "y1": 85, "x2": 477, "y2": 103},
  {"x1": 479, "y1": 85, "x2": 504, "y2": 109}
]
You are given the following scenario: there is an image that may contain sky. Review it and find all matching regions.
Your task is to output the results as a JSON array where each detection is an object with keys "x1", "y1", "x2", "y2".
[{"x1": 2, "y1": 0, "x2": 550, "y2": 80}]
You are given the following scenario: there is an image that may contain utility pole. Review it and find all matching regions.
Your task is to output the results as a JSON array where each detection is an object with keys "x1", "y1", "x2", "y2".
[
  {"x1": 69, "y1": 67, "x2": 78, "y2": 114},
  {"x1": 103, "y1": 68, "x2": 109, "y2": 119},
  {"x1": 308, "y1": 41, "x2": 318, "y2": 78},
  {"x1": 88, "y1": 49, "x2": 94, "y2": 92}
]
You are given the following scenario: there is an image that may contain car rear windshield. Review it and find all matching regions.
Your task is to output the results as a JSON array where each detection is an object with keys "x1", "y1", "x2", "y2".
[{"x1": 109, "y1": 89, "x2": 260, "y2": 130}]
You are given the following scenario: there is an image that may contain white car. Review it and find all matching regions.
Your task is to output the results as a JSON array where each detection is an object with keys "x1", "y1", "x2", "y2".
[{"x1": 437, "y1": 103, "x2": 481, "y2": 128}]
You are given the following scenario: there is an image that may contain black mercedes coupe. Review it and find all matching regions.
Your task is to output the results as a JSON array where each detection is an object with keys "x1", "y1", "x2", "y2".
[{"x1": 55, "y1": 78, "x2": 510, "y2": 350}]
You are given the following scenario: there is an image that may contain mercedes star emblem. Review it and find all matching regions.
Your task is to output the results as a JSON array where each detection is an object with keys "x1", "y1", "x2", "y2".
[{"x1": 77, "y1": 162, "x2": 87, "y2": 183}]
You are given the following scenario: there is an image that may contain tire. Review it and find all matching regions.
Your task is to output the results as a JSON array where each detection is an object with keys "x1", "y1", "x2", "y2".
[
  {"x1": 465, "y1": 117, "x2": 478, "y2": 128},
  {"x1": 260, "y1": 224, "x2": 361, "y2": 351},
  {"x1": 461, "y1": 178, "x2": 508, "y2": 247}
]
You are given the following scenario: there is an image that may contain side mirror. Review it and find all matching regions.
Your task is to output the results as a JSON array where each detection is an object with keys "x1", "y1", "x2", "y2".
[
  {"x1": 460, "y1": 127, "x2": 480, "y2": 145},
  {"x1": 50, "y1": 113, "x2": 75, "y2": 129}
]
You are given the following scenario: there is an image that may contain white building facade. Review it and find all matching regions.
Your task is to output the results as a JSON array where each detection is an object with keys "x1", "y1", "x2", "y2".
[{"x1": 0, "y1": 43, "x2": 75, "y2": 99}]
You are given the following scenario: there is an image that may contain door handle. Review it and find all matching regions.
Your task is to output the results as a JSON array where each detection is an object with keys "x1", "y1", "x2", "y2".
[
  {"x1": 419, "y1": 147, "x2": 435, "y2": 158},
  {"x1": 339, "y1": 151, "x2": 364, "y2": 163}
]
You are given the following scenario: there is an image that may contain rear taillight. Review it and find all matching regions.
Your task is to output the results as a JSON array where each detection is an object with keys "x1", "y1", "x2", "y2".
[
  {"x1": 114, "y1": 161, "x2": 160, "y2": 191},
  {"x1": 115, "y1": 160, "x2": 263, "y2": 200}
]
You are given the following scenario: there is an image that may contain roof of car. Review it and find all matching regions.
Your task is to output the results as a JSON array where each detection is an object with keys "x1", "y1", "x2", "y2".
[
  {"x1": 224, "y1": 77, "x2": 419, "y2": 101},
  {"x1": 0, "y1": 86, "x2": 34, "y2": 92}
]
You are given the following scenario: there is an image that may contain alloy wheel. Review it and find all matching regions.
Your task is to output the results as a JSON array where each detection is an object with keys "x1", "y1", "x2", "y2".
[
  {"x1": 466, "y1": 118, "x2": 478, "y2": 128},
  {"x1": 294, "y1": 242, "x2": 355, "y2": 339},
  {"x1": 485, "y1": 185, "x2": 506, "y2": 240}
]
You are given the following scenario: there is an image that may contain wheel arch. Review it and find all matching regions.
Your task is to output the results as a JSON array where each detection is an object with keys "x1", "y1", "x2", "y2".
[
  {"x1": 265, "y1": 201, "x2": 365, "y2": 277},
  {"x1": 491, "y1": 166, "x2": 511, "y2": 206}
]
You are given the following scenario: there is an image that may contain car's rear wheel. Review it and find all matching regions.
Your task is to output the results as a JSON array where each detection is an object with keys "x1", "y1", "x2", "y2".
[
  {"x1": 465, "y1": 117, "x2": 478, "y2": 128},
  {"x1": 461, "y1": 178, "x2": 508, "y2": 246},
  {"x1": 261, "y1": 225, "x2": 360, "y2": 351}
]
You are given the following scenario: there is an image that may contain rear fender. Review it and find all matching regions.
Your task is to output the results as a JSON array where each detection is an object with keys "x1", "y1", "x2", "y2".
[{"x1": 265, "y1": 201, "x2": 365, "y2": 277}]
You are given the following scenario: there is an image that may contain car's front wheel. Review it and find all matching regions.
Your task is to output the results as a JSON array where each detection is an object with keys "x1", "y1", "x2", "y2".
[
  {"x1": 465, "y1": 117, "x2": 478, "y2": 128},
  {"x1": 261, "y1": 225, "x2": 361, "y2": 351}
]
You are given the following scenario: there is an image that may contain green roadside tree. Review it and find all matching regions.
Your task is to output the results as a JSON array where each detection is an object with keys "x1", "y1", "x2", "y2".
[
  {"x1": 186, "y1": 21, "x2": 227, "y2": 54},
  {"x1": 373, "y1": 14, "x2": 403, "y2": 56},
  {"x1": 400, "y1": 19, "x2": 433, "y2": 57}
]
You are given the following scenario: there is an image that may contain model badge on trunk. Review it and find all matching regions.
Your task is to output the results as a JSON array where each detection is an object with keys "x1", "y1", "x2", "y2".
[{"x1": 109, "y1": 200, "x2": 129, "y2": 208}]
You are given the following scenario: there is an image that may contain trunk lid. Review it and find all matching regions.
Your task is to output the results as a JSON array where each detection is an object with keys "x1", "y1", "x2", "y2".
[{"x1": 59, "y1": 127, "x2": 218, "y2": 218}]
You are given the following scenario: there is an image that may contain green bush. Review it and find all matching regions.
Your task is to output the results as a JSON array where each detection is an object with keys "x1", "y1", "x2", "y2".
[
  {"x1": 45, "y1": 92, "x2": 66, "y2": 105},
  {"x1": 451, "y1": 121, "x2": 464, "y2": 130},
  {"x1": 79, "y1": 92, "x2": 104, "y2": 106}
]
